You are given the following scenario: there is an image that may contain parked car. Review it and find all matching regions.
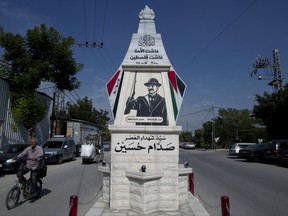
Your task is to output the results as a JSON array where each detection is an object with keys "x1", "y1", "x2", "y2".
[
  {"x1": 263, "y1": 140, "x2": 288, "y2": 161},
  {"x1": 179, "y1": 142, "x2": 186, "y2": 149},
  {"x1": 238, "y1": 144, "x2": 266, "y2": 162},
  {"x1": 229, "y1": 143, "x2": 257, "y2": 156},
  {"x1": 0, "y1": 143, "x2": 30, "y2": 173},
  {"x1": 103, "y1": 141, "x2": 111, "y2": 151},
  {"x1": 42, "y1": 136, "x2": 76, "y2": 164},
  {"x1": 281, "y1": 149, "x2": 288, "y2": 163},
  {"x1": 183, "y1": 143, "x2": 196, "y2": 150}
]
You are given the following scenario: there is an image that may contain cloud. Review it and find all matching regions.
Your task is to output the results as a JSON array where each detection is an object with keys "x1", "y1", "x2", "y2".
[
  {"x1": 1, "y1": 1, "x2": 30, "y2": 19},
  {"x1": 0, "y1": 1, "x2": 49, "y2": 32}
]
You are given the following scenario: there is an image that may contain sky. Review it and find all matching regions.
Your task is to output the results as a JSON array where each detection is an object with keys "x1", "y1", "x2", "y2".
[{"x1": 1, "y1": 0, "x2": 288, "y2": 132}]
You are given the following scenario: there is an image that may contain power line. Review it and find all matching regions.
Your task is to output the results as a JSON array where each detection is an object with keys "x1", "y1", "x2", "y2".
[
  {"x1": 76, "y1": 0, "x2": 104, "y2": 48},
  {"x1": 82, "y1": 0, "x2": 88, "y2": 42},
  {"x1": 181, "y1": 0, "x2": 259, "y2": 71},
  {"x1": 179, "y1": 109, "x2": 208, "y2": 117},
  {"x1": 103, "y1": 47, "x2": 116, "y2": 70},
  {"x1": 72, "y1": 89, "x2": 82, "y2": 101},
  {"x1": 64, "y1": 91, "x2": 78, "y2": 106},
  {"x1": 72, "y1": 42, "x2": 103, "y2": 48},
  {"x1": 93, "y1": 0, "x2": 97, "y2": 42},
  {"x1": 68, "y1": 91, "x2": 79, "y2": 102},
  {"x1": 101, "y1": 0, "x2": 108, "y2": 42},
  {"x1": 89, "y1": 48, "x2": 110, "y2": 75},
  {"x1": 97, "y1": 48, "x2": 116, "y2": 75},
  {"x1": 194, "y1": 110, "x2": 212, "y2": 129}
]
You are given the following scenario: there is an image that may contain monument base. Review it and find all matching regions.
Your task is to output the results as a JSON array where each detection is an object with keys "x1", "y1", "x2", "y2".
[
  {"x1": 126, "y1": 171, "x2": 163, "y2": 214},
  {"x1": 98, "y1": 164, "x2": 192, "y2": 214}
]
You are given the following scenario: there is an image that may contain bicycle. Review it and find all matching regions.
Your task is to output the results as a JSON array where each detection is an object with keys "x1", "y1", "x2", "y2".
[{"x1": 5, "y1": 159, "x2": 47, "y2": 210}]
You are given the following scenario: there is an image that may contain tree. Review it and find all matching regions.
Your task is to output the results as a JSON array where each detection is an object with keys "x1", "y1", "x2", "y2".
[
  {"x1": 253, "y1": 84, "x2": 288, "y2": 139},
  {"x1": 215, "y1": 108, "x2": 265, "y2": 147},
  {"x1": 0, "y1": 24, "x2": 83, "y2": 137},
  {"x1": 194, "y1": 128, "x2": 206, "y2": 148},
  {"x1": 66, "y1": 97, "x2": 111, "y2": 140},
  {"x1": 179, "y1": 131, "x2": 193, "y2": 142},
  {"x1": 11, "y1": 92, "x2": 47, "y2": 136},
  {"x1": 195, "y1": 108, "x2": 267, "y2": 148}
]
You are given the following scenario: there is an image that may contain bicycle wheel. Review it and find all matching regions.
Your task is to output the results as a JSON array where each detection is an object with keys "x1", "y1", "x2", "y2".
[{"x1": 6, "y1": 186, "x2": 20, "y2": 210}]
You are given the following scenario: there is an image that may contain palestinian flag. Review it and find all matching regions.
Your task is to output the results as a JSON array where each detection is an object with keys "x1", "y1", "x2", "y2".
[
  {"x1": 106, "y1": 69, "x2": 124, "y2": 118},
  {"x1": 168, "y1": 70, "x2": 186, "y2": 121}
]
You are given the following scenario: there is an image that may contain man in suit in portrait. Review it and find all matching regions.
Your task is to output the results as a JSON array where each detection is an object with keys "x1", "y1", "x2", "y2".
[{"x1": 124, "y1": 78, "x2": 168, "y2": 125}]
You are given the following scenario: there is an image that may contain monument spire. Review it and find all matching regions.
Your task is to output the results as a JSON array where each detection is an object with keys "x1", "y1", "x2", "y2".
[
  {"x1": 122, "y1": 5, "x2": 170, "y2": 66},
  {"x1": 102, "y1": 6, "x2": 190, "y2": 214},
  {"x1": 137, "y1": 5, "x2": 156, "y2": 34},
  {"x1": 107, "y1": 5, "x2": 186, "y2": 123}
]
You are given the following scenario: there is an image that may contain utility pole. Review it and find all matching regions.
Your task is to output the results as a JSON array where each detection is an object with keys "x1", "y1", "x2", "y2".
[
  {"x1": 50, "y1": 86, "x2": 65, "y2": 137},
  {"x1": 212, "y1": 120, "x2": 215, "y2": 149},
  {"x1": 251, "y1": 49, "x2": 283, "y2": 92},
  {"x1": 272, "y1": 49, "x2": 283, "y2": 91},
  {"x1": 203, "y1": 104, "x2": 220, "y2": 149},
  {"x1": 52, "y1": 42, "x2": 102, "y2": 136}
]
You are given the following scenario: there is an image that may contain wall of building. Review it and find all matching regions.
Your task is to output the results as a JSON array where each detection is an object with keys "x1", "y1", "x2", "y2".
[
  {"x1": 0, "y1": 78, "x2": 52, "y2": 147},
  {"x1": 66, "y1": 120, "x2": 100, "y2": 145}
]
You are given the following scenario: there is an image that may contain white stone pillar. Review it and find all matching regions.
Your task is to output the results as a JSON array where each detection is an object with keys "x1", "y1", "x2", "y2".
[{"x1": 100, "y1": 5, "x2": 189, "y2": 214}]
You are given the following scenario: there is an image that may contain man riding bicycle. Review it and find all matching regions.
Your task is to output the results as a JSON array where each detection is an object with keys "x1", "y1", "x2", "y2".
[{"x1": 15, "y1": 137, "x2": 44, "y2": 198}]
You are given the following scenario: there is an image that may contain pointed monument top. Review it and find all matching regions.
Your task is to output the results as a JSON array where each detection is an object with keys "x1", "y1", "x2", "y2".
[
  {"x1": 139, "y1": 5, "x2": 155, "y2": 20},
  {"x1": 122, "y1": 5, "x2": 169, "y2": 66}
]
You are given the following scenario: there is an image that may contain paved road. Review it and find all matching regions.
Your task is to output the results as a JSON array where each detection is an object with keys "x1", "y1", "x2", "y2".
[
  {"x1": 0, "y1": 156, "x2": 106, "y2": 216},
  {"x1": 2, "y1": 149, "x2": 288, "y2": 216},
  {"x1": 179, "y1": 149, "x2": 288, "y2": 216}
]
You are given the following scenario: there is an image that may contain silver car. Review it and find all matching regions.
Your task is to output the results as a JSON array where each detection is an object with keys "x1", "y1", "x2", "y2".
[
  {"x1": 183, "y1": 143, "x2": 196, "y2": 150},
  {"x1": 43, "y1": 136, "x2": 76, "y2": 164}
]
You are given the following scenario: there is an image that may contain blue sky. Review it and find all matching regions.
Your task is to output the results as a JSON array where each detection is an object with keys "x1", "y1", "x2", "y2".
[{"x1": 1, "y1": 0, "x2": 287, "y2": 131}]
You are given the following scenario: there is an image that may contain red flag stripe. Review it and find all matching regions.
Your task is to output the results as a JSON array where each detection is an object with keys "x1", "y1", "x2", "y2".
[
  {"x1": 168, "y1": 71, "x2": 178, "y2": 93},
  {"x1": 106, "y1": 70, "x2": 121, "y2": 96}
]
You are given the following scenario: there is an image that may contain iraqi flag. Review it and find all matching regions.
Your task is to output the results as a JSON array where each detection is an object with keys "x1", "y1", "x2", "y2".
[
  {"x1": 106, "y1": 69, "x2": 124, "y2": 118},
  {"x1": 168, "y1": 70, "x2": 186, "y2": 121}
]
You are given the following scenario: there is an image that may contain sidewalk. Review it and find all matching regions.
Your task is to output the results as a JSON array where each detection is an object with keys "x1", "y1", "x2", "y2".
[{"x1": 85, "y1": 192, "x2": 210, "y2": 216}]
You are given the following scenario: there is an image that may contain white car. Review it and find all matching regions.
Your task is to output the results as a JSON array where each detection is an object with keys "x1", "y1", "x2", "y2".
[{"x1": 184, "y1": 143, "x2": 196, "y2": 150}]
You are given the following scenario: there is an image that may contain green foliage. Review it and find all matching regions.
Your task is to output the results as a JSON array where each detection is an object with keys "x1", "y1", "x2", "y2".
[
  {"x1": 193, "y1": 108, "x2": 267, "y2": 148},
  {"x1": 66, "y1": 97, "x2": 111, "y2": 140},
  {"x1": 0, "y1": 24, "x2": 83, "y2": 136},
  {"x1": 11, "y1": 92, "x2": 47, "y2": 136},
  {"x1": 194, "y1": 129, "x2": 205, "y2": 148},
  {"x1": 179, "y1": 131, "x2": 193, "y2": 142},
  {"x1": 253, "y1": 84, "x2": 288, "y2": 139},
  {"x1": 0, "y1": 24, "x2": 83, "y2": 93},
  {"x1": 101, "y1": 127, "x2": 111, "y2": 142},
  {"x1": 10, "y1": 123, "x2": 19, "y2": 133},
  {"x1": 214, "y1": 108, "x2": 266, "y2": 147}
]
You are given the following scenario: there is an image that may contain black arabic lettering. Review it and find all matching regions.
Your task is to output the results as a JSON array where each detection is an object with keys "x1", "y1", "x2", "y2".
[
  {"x1": 130, "y1": 55, "x2": 149, "y2": 60},
  {"x1": 148, "y1": 145, "x2": 153, "y2": 154},
  {"x1": 115, "y1": 142, "x2": 127, "y2": 153}
]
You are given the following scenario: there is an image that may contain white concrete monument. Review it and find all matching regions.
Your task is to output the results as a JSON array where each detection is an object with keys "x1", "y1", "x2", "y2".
[{"x1": 99, "y1": 5, "x2": 192, "y2": 214}]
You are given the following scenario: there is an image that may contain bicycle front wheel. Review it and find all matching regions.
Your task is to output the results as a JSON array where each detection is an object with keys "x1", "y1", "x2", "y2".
[{"x1": 6, "y1": 186, "x2": 20, "y2": 210}]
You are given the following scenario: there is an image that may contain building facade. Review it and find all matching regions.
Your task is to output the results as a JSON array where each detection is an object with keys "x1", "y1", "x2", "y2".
[{"x1": 0, "y1": 78, "x2": 52, "y2": 147}]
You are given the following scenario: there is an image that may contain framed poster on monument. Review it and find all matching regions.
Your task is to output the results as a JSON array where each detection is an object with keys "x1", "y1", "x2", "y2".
[{"x1": 124, "y1": 72, "x2": 168, "y2": 126}]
